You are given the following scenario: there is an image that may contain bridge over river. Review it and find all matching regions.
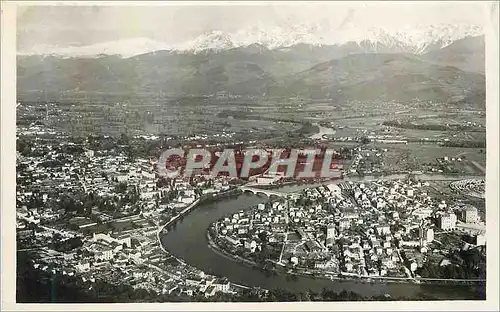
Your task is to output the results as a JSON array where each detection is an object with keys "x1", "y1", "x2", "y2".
[{"x1": 239, "y1": 186, "x2": 288, "y2": 197}]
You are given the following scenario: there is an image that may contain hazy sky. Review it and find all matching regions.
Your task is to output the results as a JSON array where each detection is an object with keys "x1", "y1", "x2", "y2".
[{"x1": 17, "y1": 2, "x2": 488, "y2": 51}]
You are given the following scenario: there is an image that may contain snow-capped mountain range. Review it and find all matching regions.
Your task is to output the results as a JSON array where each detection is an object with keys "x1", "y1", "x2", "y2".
[{"x1": 19, "y1": 23, "x2": 483, "y2": 58}]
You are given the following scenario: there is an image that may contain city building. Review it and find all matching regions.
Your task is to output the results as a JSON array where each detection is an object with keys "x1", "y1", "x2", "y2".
[
  {"x1": 426, "y1": 228, "x2": 434, "y2": 243},
  {"x1": 326, "y1": 184, "x2": 342, "y2": 198},
  {"x1": 461, "y1": 206, "x2": 479, "y2": 224},
  {"x1": 439, "y1": 213, "x2": 457, "y2": 230},
  {"x1": 326, "y1": 223, "x2": 336, "y2": 240},
  {"x1": 475, "y1": 233, "x2": 486, "y2": 246},
  {"x1": 84, "y1": 149, "x2": 95, "y2": 158},
  {"x1": 213, "y1": 278, "x2": 231, "y2": 293}
]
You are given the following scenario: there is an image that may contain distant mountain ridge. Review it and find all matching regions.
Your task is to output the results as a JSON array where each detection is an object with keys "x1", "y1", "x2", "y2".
[
  {"x1": 17, "y1": 24, "x2": 485, "y2": 106},
  {"x1": 421, "y1": 36, "x2": 485, "y2": 73},
  {"x1": 19, "y1": 23, "x2": 483, "y2": 58},
  {"x1": 17, "y1": 51, "x2": 485, "y2": 107},
  {"x1": 264, "y1": 53, "x2": 485, "y2": 104}
]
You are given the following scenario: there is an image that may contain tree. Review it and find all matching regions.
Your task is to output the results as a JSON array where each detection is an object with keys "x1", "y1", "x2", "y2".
[
  {"x1": 361, "y1": 137, "x2": 371, "y2": 145},
  {"x1": 118, "y1": 133, "x2": 129, "y2": 146},
  {"x1": 115, "y1": 182, "x2": 128, "y2": 194},
  {"x1": 258, "y1": 231, "x2": 268, "y2": 243},
  {"x1": 17, "y1": 138, "x2": 33, "y2": 156}
]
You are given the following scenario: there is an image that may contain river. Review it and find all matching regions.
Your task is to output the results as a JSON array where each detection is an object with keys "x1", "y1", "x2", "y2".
[{"x1": 160, "y1": 178, "x2": 484, "y2": 300}]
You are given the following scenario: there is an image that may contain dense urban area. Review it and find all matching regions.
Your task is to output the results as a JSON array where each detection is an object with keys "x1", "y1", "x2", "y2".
[{"x1": 16, "y1": 97, "x2": 487, "y2": 302}]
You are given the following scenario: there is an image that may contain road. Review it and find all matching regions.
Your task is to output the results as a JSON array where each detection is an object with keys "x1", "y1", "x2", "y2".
[
  {"x1": 340, "y1": 273, "x2": 484, "y2": 283},
  {"x1": 161, "y1": 198, "x2": 201, "y2": 229},
  {"x1": 470, "y1": 160, "x2": 486, "y2": 174}
]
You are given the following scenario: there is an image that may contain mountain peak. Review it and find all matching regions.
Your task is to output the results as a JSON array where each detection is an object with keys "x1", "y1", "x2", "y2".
[
  {"x1": 18, "y1": 23, "x2": 483, "y2": 58},
  {"x1": 178, "y1": 30, "x2": 235, "y2": 53}
]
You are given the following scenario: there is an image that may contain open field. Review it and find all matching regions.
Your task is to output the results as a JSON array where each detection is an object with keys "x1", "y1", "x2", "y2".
[
  {"x1": 374, "y1": 143, "x2": 485, "y2": 174},
  {"x1": 18, "y1": 97, "x2": 486, "y2": 177},
  {"x1": 422, "y1": 180, "x2": 485, "y2": 218}
]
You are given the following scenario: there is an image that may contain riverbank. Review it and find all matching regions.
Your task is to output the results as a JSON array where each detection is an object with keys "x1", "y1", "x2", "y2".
[
  {"x1": 156, "y1": 187, "x2": 256, "y2": 287},
  {"x1": 158, "y1": 187, "x2": 242, "y2": 233},
  {"x1": 208, "y1": 228, "x2": 411, "y2": 286},
  {"x1": 206, "y1": 212, "x2": 412, "y2": 286},
  {"x1": 206, "y1": 230, "x2": 261, "y2": 270},
  {"x1": 208, "y1": 226, "x2": 484, "y2": 287},
  {"x1": 160, "y1": 187, "x2": 484, "y2": 299},
  {"x1": 157, "y1": 187, "x2": 241, "y2": 250},
  {"x1": 205, "y1": 186, "x2": 485, "y2": 288}
]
